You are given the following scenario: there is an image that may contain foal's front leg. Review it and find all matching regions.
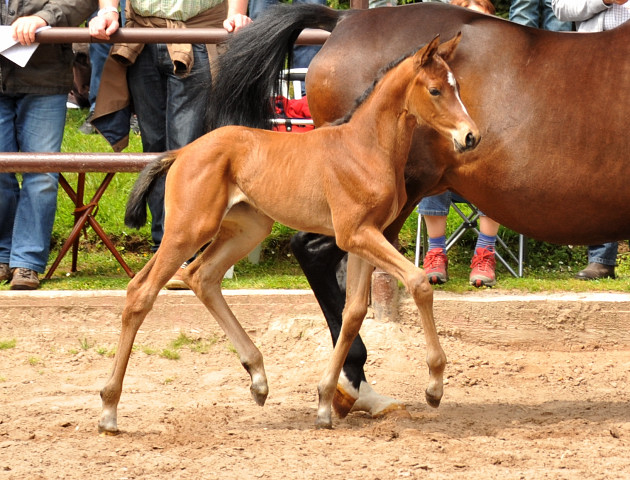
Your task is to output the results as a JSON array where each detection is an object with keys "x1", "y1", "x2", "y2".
[
  {"x1": 346, "y1": 228, "x2": 446, "y2": 409},
  {"x1": 316, "y1": 253, "x2": 374, "y2": 428}
]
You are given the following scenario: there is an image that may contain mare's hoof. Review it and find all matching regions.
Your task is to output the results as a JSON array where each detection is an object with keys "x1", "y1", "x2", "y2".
[
  {"x1": 332, "y1": 385, "x2": 356, "y2": 419},
  {"x1": 250, "y1": 384, "x2": 269, "y2": 406},
  {"x1": 425, "y1": 390, "x2": 442, "y2": 408},
  {"x1": 372, "y1": 402, "x2": 411, "y2": 419}
]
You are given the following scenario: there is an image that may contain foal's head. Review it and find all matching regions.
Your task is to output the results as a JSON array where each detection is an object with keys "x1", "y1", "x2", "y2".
[{"x1": 406, "y1": 33, "x2": 480, "y2": 153}]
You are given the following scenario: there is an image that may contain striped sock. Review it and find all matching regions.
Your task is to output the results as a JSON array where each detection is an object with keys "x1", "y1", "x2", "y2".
[
  {"x1": 475, "y1": 233, "x2": 496, "y2": 252},
  {"x1": 428, "y1": 235, "x2": 447, "y2": 253}
]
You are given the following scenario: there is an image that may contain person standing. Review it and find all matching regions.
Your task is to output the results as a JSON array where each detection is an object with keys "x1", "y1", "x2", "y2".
[
  {"x1": 78, "y1": 1, "x2": 127, "y2": 135},
  {"x1": 512, "y1": 0, "x2": 572, "y2": 30},
  {"x1": 418, "y1": 0, "x2": 500, "y2": 289},
  {"x1": 0, "y1": 0, "x2": 98, "y2": 289},
  {"x1": 552, "y1": 0, "x2": 626, "y2": 280}
]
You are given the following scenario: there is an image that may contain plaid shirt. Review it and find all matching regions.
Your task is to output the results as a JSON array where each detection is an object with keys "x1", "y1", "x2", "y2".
[
  {"x1": 603, "y1": 3, "x2": 630, "y2": 30},
  {"x1": 130, "y1": 0, "x2": 223, "y2": 21}
]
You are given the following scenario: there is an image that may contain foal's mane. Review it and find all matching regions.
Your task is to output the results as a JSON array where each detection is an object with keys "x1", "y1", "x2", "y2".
[{"x1": 330, "y1": 46, "x2": 422, "y2": 127}]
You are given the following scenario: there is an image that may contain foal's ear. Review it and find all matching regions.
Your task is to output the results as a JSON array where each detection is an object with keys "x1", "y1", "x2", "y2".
[
  {"x1": 437, "y1": 32, "x2": 462, "y2": 61},
  {"x1": 415, "y1": 34, "x2": 441, "y2": 70}
]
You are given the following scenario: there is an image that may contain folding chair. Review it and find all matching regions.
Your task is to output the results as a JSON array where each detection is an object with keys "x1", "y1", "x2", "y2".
[
  {"x1": 414, "y1": 199, "x2": 527, "y2": 277},
  {"x1": 271, "y1": 68, "x2": 314, "y2": 133}
]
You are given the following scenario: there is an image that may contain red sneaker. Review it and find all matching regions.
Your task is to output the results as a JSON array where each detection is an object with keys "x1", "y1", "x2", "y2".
[
  {"x1": 470, "y1": 247, "x2": 497, "y2": 287},
  {"x1": 423, "y1": 248, "x2": 448, "y2": 285}
]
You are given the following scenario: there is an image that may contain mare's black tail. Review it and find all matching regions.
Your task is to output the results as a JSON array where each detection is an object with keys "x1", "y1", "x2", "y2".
[
  {"x1": 208, "y1": 4, "x2": 343, "y2": 131},
  {"x1": 125, "y1": 153, "x2": 177, "y2": 229}
]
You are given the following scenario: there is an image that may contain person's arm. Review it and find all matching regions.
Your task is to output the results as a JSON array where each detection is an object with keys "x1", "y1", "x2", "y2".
[
  {"x1": 12, "y1": 0, "x2": 98, "y2": 45},
  {"x1": 552, "y1": 0, "x2": 620, "y2": 22},
  {"x1": 223, "y1": 0, "x2": 252, "y2": 32},
  {"x1": 89, "y1": 1, "x2": 121, "y2": 40}
]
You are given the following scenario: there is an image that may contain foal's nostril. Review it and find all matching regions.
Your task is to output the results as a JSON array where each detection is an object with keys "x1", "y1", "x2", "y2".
[{"x1": 465, "y1": 132, "x2": 476, "y2": 149}]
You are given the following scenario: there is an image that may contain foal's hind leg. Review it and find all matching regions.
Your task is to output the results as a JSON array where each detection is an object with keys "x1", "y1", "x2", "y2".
[
  {"x1": 99, "y1": 241, "x2": 199, "y2": 434},
  {"x1": 183, "y1": 203, "x2": 274, "y2": 406},
  {"x1": 316, "y1": 253, "x2": 374, "y2": 429}
]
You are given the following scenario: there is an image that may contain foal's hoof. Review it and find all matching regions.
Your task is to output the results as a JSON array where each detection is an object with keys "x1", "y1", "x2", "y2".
[
  {"x1": 250, "y1": 383, "x2": 269, "y2": 406},
  {"x1": 315, "y1": 416, "x2": 333, "y2": 430},
  {"x1": 425, "y1": 390, "x2": 442, "y2": 408},
  {"x1": 97, "y1": 423, "x2": 120, "y2": 436}
]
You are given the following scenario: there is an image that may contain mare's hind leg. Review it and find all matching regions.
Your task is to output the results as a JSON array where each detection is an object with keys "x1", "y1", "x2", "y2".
[
  {"x1": 183, "y1": 203, "x2": 274, "y2": 406},
  {"x1": 99, "y1": 240, "x2": 199, "y2": 434},
  {"x1": 316, "y1": 253, "x2": 373, "y2": 429}
]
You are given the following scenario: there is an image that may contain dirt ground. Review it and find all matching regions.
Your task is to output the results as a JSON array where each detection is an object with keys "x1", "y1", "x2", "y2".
[{"x1": 1, "y1": 289, "x2": 629, "y2": 480}]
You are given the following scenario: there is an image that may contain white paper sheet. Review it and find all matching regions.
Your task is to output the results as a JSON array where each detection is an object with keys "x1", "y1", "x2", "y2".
[{"x1": 0, "y1": 25, "x2": 50, "y2": 67}]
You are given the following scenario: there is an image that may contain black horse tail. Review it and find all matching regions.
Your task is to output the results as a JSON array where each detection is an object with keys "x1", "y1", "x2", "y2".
[
  {"x1": 208, "y1": 3, "x2": 344, "y2": 131},
  {"x1": 125, "y1": 152, "x2": 177, "y2": 229}
]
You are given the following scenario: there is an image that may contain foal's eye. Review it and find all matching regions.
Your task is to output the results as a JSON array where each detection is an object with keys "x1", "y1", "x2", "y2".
[{"x1": 429, "y1": 88, "x2": 441, "y2": 96}]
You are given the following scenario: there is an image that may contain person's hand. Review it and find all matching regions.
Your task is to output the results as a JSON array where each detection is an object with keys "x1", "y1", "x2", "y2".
[
  {"x1": 11, "y1": 15, "x2": 47, "y2": 46},
  {"x1": 223, "y1": 13, "x2": 252, "y2": 33},
  {"x1": 88, "y1": 10, "x2": 120, "y2": 40}
]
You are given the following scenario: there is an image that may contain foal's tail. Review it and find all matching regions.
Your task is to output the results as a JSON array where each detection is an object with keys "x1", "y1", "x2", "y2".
[
  {"x1": 207, "y1": 3, "x2": 344, "y2": 131},
  {"x1": 124, "y1": 153, "x2": 177, "y2": 229}
]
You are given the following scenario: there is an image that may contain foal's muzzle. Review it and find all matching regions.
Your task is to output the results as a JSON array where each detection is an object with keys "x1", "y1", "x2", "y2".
[{"x1": 455, "y1": 130, "x2": 481, "y2": 153}]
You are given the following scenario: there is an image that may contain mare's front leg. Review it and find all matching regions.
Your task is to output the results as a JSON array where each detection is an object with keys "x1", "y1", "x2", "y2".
[
  {"x1": 316, "y1": 253, "x2": 373, "y2": 428},
  {"x1": 99, "y1": 246, "x2": 195, "y2": 434},
  {"x1": 184, "y1": 203, "x2": 274, "y2": 406}
]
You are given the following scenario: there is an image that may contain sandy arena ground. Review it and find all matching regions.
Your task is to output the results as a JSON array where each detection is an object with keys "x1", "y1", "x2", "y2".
[{"x1": 1, "y1": 289, "x2": 629, "y2": 479}]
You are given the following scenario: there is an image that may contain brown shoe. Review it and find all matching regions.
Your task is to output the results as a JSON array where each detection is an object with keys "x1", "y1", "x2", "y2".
[
  {"x1": 0, "y1": 263, "x2": 11, "y2": 283},
  {"x1": 10, "y1": 268, "x2": 40, "y2": 290},
  {"x1": 574, "y1": 263, "x2": 615, "y2": 280},
  {"x1": 165, "y1": 262, "x2": 190, "y2": 290}
]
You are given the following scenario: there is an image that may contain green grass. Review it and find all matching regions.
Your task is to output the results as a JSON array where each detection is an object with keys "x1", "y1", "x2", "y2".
[
  {"x1": 1, "y1": 109, "x2": 628, "y2": 293},
  {"x1": 0, "y1": 339, "x2": 17, "y2": 350}
]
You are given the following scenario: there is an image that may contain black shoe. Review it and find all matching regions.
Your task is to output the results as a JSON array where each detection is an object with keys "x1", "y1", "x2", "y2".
[{"x1": 574, "y1": 263, "x2": 615, "y2": 280}]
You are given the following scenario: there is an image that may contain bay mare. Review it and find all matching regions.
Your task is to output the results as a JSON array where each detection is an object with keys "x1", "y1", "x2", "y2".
[
  {"x1": 98, "y1": 35, "x2": 479, "y2": 433},
  {"x1": 209, "y1": 3, "x2": 630, "y2": 417}
]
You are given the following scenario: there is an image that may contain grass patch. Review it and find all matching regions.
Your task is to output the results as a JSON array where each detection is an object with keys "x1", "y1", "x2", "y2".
[
  {"x1": 28, "y1": 356, "x2": 42, "y2": 366},
  {"x1": 159, "y1": 348, "x2": 180, "y2": 360},
  {"x1": 0, "y1": 339, "x2": 17, "y2": 350}
]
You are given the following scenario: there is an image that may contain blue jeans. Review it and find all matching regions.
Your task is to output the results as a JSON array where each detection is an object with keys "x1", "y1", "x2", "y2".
[
  {"x1": 291, "y1": 0, "x2": 326, "y2": 71},
  {"x1": 0, "y1": 93, "x2": 67, "y2": 273},
  {"x1": 87, "y1": 0, "x2": 125, "y2": 114},
  {"x1": 127, "y1": 43, "x2": 211, "y2": 250},
  {"x1": 587, "y1": 243, "x2": 618, "y2": 266},
  {"x1": 509, "y1": 0, "x2": 572, "y2": 31},
  {"x1": 418, "y1": 191, "x2": 487, "y2": 217}
]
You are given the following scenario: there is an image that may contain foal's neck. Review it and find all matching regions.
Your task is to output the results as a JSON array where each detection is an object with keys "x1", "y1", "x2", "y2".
[{"x1": 347, "y1": 59, "x2": 418, "y2": 157}]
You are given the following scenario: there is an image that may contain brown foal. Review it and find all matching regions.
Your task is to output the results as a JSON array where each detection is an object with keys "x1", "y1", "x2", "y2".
[{"x1": 98, "y1": 34, "x2": 479, "y2": 434}]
